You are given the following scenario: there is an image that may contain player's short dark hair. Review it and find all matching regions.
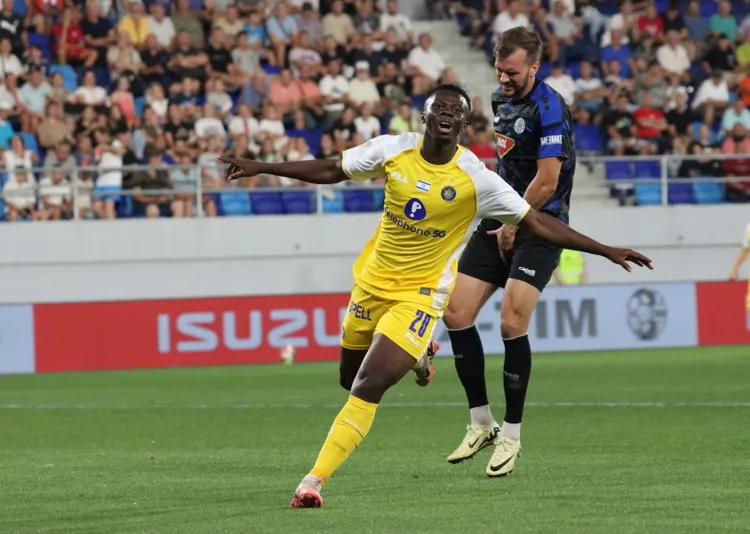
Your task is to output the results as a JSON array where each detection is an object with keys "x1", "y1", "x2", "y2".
[
  {"x1": 427, "y1": 83, "x2": 472, "y2": 113},
  {"x1": 493, "y1": 27, "x2": 543, "y2": 65}
]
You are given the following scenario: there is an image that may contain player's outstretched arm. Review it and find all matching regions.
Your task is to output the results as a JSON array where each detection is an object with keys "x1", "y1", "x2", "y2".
[
  {"x1": 219, "y1": 156, "x2": 349, "y2": 185},
  {"x1": 509, "y1": 210, "x2": 654, "y2": 272}
]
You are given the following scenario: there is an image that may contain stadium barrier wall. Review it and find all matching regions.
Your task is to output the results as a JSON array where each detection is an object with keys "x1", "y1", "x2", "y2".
[
  {"x1": 0, "y1": 281, "x2": 745, "y2": 375},
  {"x1": 0, "y1": 205, "x2": 747, "y2": 305}
]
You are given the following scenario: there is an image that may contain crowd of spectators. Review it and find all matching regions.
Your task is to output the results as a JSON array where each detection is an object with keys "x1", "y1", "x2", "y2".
[
  {"x1": 0, "y1": 0, "x2": 462, "y2": 220},
  {"x1": 455, "y1": 0, "x2": 750, "y2": 204},
  {"x1": 3, "y1": 0, "x2": 750, "y2": 220}
]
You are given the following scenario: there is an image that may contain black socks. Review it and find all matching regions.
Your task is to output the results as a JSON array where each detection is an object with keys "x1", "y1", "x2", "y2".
[
  {"x1": 502, "y1": 334, "x2": 532, "y2": 424},
  {"x1": 448, "y1": 326, "x2": 489, "y2": 408}
]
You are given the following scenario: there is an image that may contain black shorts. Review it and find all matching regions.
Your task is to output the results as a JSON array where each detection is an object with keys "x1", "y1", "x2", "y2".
[{"x1": 458, "y1": 219, "x2": 561, "y2": 292}]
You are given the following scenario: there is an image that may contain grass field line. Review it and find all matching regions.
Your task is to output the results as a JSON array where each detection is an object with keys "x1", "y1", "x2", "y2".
[{"x1": 2, "y1": 401, "x2": 750, "y2": 410}]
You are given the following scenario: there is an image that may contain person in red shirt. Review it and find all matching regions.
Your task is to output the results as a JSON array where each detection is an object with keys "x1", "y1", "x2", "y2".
[
  {"x1": 638, "y1": 2, "x2": 664, "y2": 42},
  {"x1": 633, "y1": 92, "x2": 669, "y2": 150},
  {"x1": 467, "y1": 128, "x2": 497, "y2": 169},
  {"x1": 722, "y1": 124, "x2": 750, "y2": 202},
  {"x1": 52, "y1": 7, "x2": 97, "y2": 67}
]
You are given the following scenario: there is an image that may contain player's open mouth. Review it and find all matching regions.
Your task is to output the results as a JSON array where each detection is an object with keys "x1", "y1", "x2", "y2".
[{"x1": 438, "y1": 121, "x2": 452, "y2": 133}]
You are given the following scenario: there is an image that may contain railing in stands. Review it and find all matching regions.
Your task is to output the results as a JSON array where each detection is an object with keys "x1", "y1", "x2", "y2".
[{"x1": 0, "y1": 154, "x2": 748, "y2": 219}]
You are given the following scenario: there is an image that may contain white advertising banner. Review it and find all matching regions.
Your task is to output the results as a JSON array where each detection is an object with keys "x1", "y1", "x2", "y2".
[
  {"x1": 0, "y1": 305, "x2": 36, "y2": 374},
  {"x1": 433, "y1": 283, "x2": 698, "y2": 355}
]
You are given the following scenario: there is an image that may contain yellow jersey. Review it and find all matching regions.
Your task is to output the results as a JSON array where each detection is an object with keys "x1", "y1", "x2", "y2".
[{"x1": 341, "y1": 132, "x2": 530, "y2": 313}]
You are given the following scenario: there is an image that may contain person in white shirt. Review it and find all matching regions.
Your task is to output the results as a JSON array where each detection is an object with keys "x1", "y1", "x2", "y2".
[
  {"x1": 258, "y1": 105, "x2": 288, "y2": 151},
  {"x1": 39, "y1": 169, "x2": 73, "y2": 220},
  {"x1": 600, "y1": 0, "x2": 634, "y2": 48},
  {"x1": 691, "y1": 70, "x2": 730, "y2": 124},
  {"x1": 3, "y1": 168, "x2": 40, "y2": 221},
  {"x1": 493, "y1": 0, "x2": 530, "y2": 35},
  {"x1": 93, "y1": 128, "x2": 125, "y2": 220},
  {"x1": 3, "y1": 136, "x2": 35, "y2": 182},
  {"x1": 545, "y1": 62, "x2": 577, "y2": 107},
  {"x1": 407, "y1": 33, "x2": 446, "y2": 84},
  {"x1": 319, "y1": 59, "x2": 350, "y2": 114},
  {"x1": 354, "y1": 102, "x2": 381, "y2": 141},
  {"x1": 574, "y1": 60, "x2": 608, "y2": 112},
  {"x1": 147, "y1": 3, "x2": 175, "y2": 48},
  {"x1": 349, "y1": 61, "x2": 381, "y2": 106},
  {"x1": 194, "y1": 103, "x2": 227, "y2": 142},
  {"x1": 228, "y1": 103, "x2": 260, "y2": 142},
  {"x1": 656, "y1": 30, "x2": 690, "y2": 76},
  {"x1": 380, "y1": 0, "x2": 413, "y2": 45},
  {"x1": 70, "y1": 70, "x2": 109, "y2": 108},
  {"x1": 0, "y1": 38, "x2": 23, "y2": 79}
]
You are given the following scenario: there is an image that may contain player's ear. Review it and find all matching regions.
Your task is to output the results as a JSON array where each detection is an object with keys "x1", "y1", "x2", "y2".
[
  {"x1": 530, "y1": 62, "x2": 540, "y2": 78},
  {"x1": 420, "y1": 111, "x2": 425, "y2": 124}
]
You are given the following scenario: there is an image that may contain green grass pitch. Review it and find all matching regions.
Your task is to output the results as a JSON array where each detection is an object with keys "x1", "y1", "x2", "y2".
[{"x1": 1, "y1": 346, "x2": 749, "y2": 533}]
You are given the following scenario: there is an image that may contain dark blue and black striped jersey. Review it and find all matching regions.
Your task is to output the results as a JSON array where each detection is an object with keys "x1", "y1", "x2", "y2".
[{"x1": 490, "y1": 80, "x2": 575, "y2": 224}]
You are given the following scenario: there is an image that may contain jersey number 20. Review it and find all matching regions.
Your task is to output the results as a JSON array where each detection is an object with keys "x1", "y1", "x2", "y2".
[{"x1": 409, "y1": 310, "x2": 432, "y2": 337}]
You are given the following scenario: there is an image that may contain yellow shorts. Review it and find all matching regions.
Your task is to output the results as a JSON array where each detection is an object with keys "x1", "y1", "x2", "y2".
[{"x1": 340, "y1": 284, "x2": 439, "y2": 360}]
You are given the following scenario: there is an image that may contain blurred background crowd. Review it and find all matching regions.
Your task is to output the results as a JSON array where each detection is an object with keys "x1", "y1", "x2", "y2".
[{"x1": 1, "y1": 0, "x2": 749, "y2": 220}]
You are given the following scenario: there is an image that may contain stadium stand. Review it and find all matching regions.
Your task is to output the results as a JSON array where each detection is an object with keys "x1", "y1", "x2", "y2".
[{"x1": 0, "y1": 0, "x2": 748, "y2": 221}]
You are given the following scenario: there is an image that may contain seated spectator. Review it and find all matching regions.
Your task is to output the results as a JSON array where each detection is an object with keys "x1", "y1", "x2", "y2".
[
  {"x1": 408, "y1": 33, "x2": 445, "y2": 87},
  {"x1": 232, "y1": 32, "x2": 263, "y2": 80},
  {"x1": 388, "y1": 103, "x2": 419, "y2": 134},
  {"x1": 466, "y1": 128, "x2": 497, "y2": 168},
  {"x1": 656, "y1": 30, "x2": 690, "y2": 77},
  {"x1": 604, "y1": 92, "x2": 653, "y2": 156},
  {"x1": 24, "y1": 44, "x2": 51, "y2": 78},
  {"x1": 111, "y1": 77, "x2": 138, "y2": 125},
  {"x1": 205, "y1": 79, "x2": 233, "y2": 117},
  {"x1": 214, "y1": 5, "x2": 244, "y2": 41},
  {"x1": 0, "y1": 38, "x2": 22, "y2": 79},
  {"x1": 665, "y1": 92, "x2": 691, "y2": 138},
  {"x1": 722, "y1": 99, "x2": 750, "y2": 136},
  {"x1": 634, "y1": 61, "x2": 668, "y2": 109},
  {"x1": 317, "y1": 133, "x2": 339, "y2": 159},
  {"x1": 547, "y1": 0, "x2": 592, "y2": 64},
  {"x1": 107, "y1": 33, "x2": 142, "y2": 82},
  {"x1": 600, "y1": 0, "x2": 635, "y2": 48},
  {"x1": 93, "y1": 128, "x2": 125, "y2": 220},
  {"x1": 70, "y1": 70, "x2": 109, "y2": 111},
  {"x1": 3, "y1": 136, "x2": 35, "y2": 181},
  {"x1": 319, "y1": 59, "x2": 350, "y2": 118},
  {"x1": 146, "y1": 82, "x2": 169, "y2": 122},
  {"x1": 354, "y1": 102, "x2": 380, "y2": 140},
  {"x1": 170, "y1": 149, "x2": 199, "y2": 217},
  {"x1": 574, "y1": 60, "x2": 609, "y2": 114},
  {"x1": 147, "y1": 3, "x2": 175, "y2": 48},
  {"x1": 206, "y1": 27, "x2": 245, "y2": 89},
  {"x1": 691, "y1": 70, "x2": 730, "y2": 124},
  {"x1": 708, "y1": 0, "x2": 737, "y2": 42},
  {"x1": 289, "y1": 31, "x2": 323, "y2": 76},
  {"x1": 228, "y1": 104, "x2": 260, "y2": 143},
  {"x1": 118, "y1": 0, "x2": 149, "y2": 48},
  {"x1": 298, "y1": 3, "x2": 323, "y2": 48},
  {"x1": 545, "y1": 62, "x2": 576, "y2": 107},
  {"x1": 601, "y1": 29, "x2": 633, "y2": 79},
  {"x1": 259, "y1": 104, "x2": 288, "y2": 151},
  {"x1": 131, "y1": 150, "x2": 173, "y2": 218},
  {"x1": 702, "y1": 34, "x2": 736, "y2": 79},
  {"x1": 350, "y1": 61, "x2": 381, "y2": 107},
  {"x1": 44, "y1": 142, "x2": 77, "y2": 175},
  {"x1": 637, "y1": 2, "x2": 664, "y2": 43},
  {"x1": 53, "y1": 7, "x2": 97, "y2": 67},
  {"x1": 378, "y1": 61, "x2": 410, "y2": 108},
  {"x1": 493, "y1": 0, "x2": 529, "y2": 36},
  {"x1": 285, "y1": 137, "x2": 315, "y2": 167},
  {"x1": 678, "y1": 140, "x2": 723, "y2": 178},
  {"x1": 194, "y1": 102, "x2": 227, "y2": 143},
  {"x1": 0, "y1": 75, "x2": 22, "y2": 129},
  {"x1": 140, "y1": 35, "x2": 171, "y2": 90},
  {"x1": 661, "y1": 3, "x2": 687, "y2": 40},
  {"x1": 171, "y1": 0, "x2": 205, "y2": 48},
  {"x1": 169, "y1": 31, "x2": 209, "y2": 83},
  {"x1": 267, "y1": 2, "x2": 299, "y2": 68},
  {"x1": 737, "y1": 32, "x2": 750, "y2": 72},
  {"x1": 164, "y1": 103, "x2": 196, "y2": 146},
  {"x1": 722, "y1": 124, "x2": 750, "y2": 202},
  {"x1": 197, "y1": 137, "x2": 225, "y2": 215},
  {"x1": 323, "y1": 0, "x2": 354, "y2": 46},
  {"x1": 353, "y1": 0, "x2": 382, "y2": 40},
  {"x1": 3, "y1": 168, "x2": 41, "y2": 222},
  {"x1": 39, "y1": 169, "x2": 73, "y2": 221},
  {"x1": 38, "y1": 101, "x2": 71, "y2": 149},
  {"x1": 18, "y1": 67, "x2": 51, "y2": 132},
  {"x1": 269, "y1": 68, "x2": 303, "y2": 117},
  {"x1": 382, "y1": 0, "x2": 413, "y2": 42},
  {"x1": 633, "y1": 92, "x2": 669, "y2": 151},
  {"x1": 81, "y1": 1, "x2": 114, "y2": 68}
]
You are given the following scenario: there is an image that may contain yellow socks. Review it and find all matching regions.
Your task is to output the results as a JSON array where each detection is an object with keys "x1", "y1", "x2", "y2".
[{"x1": 309, "y1": 395, "x2": 378, "y2": 483}]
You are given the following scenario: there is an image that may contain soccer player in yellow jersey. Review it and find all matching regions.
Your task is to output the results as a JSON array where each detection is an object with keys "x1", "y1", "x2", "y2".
[
  {"x1": 729, "y1": 223, "x2": 750, "y2": 314},
  {"x1": 220, "y1": 84, "x2": 653, "y2": 508}
]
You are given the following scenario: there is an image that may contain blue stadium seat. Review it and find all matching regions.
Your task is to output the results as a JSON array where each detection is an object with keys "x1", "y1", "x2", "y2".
[
  {"x1": 668, "y1": 183, "x2": 694, "y2": 204},
  {"x1": 574, "y1": 124, "x2": 604, "y2": 153},
  {"x1": 220, "y1": 192, "x2": 252, "y2": 216},
  {"x1": 343, "y1": 189, "x2": 376, "y2": 212},
  {"x1": 373, "y1": 188, "x2": 385, "y2": 210},
  {"x1": 568, "y1": 61, "x2": 581, "y2": 79},
  {"x1": 634, "y1": 160, "x2": 661, "y2": 179},
  {"x1": 116, "y1": 197, "x2": 132, "y2": 218},
  {"x1": 286, "y1": 129, "x2": 323, "y2": 156},
  {"x1": 92, "y1": 66, "x2": 111, "y2": 89},
  {"x1": 282, "y1": 190, "x2": 315, "y2": 214},
  {"x1": 19, "y1": 133, "x2": 38, "y2": 155},
  {"x1": 605, "y1": 161, "x2": 634, "y2": 180},
  {"x1": 634, "y1": 183, "x2": 661, "y2": 206},
  {"x1": 27, "y1": 32, "x2": 51, "y2": 60},
  {"x1": 700, "y1": 0, "x2": 718, "y2": 17},
  {"x1": 134, "y1": 97, "x2": 146, "y2": 118},
  {"x1": 692, "y1": 180, "x2": 725, "y2": 204},
  {"x1": 322, "y1": 190, "x2": 344, "y2": 213},
  {"x1": 49, "y1": 65, "x2": 78, "y2": 92},
  {"x1": 13, "y1": 0, "x2": 26, "y2": 16},
  {"x1": 250, "y1": 192, "x2": 284, "y2": 215},
  {"x1": 262, "y1": 64, "x2": 282, "y2": 75},
  {"x1": 537, "y1": 62, "x2": 552, "y2": 80}
]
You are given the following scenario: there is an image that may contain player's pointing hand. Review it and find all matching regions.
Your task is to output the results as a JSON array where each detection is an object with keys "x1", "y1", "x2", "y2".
[
  {"x1": 604, "y1": 247, "x2": 653, "y2": 272},
  {"x1": 218, "y1": 156, "x2": 261, "y2": 181}
]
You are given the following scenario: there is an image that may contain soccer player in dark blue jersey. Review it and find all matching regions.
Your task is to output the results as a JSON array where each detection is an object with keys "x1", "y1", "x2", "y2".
[{"x1": 442, "y1": 27, "x2": 577, "y2": 476}]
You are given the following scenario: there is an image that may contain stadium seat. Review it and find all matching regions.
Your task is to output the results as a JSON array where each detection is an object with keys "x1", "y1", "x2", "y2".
[
  {"x1": 668, "y1": 182, "x2": 694, "y2": 204},
  {"x1": 13, "y1": 0, "x2": 26, "y2": 16},
  {"x1": 220, "y1": 192, "x2": 252, "y2": 216},
  {"x1": 692, "y1": 180, "x2": 725, "y2": 204},
  {"x1": 49, "y1": 65, "x2": 78, "y2": 92},
  {"x1": 568, "y1": 61, "x2": 581, "y2": 79},
  {"x1": 250, "y1": 192, "x2": 284, "y2": 215},
  {"x1": 19, "y1": 133, "x2": 38, "y2": 155},
  {"x1": 373, "y1": 188, "x2": 385, "y2": 210},
  {"x1": 286, "y1": 129, "x2": 323, "y2": 156},
  {"x1": 634, "y1": 183, "x2": 662, "y2": 205},
  {"x1": 27, "y1": 33, "x2": 51, "y2": 60},
  {"x1": 322, "y1": 190, "x2": 344, "y2": 213},
  {"x1": 605, "y1": 161, "x2": 634, "y2": 180},
  {"x1": 633, "y1": 160, "x2": 661, "y2": 179},
  {"x1": 116, "y1": 197, "x2": 133, "y2": 218},
  {"x1": 574, "y1": 124, "x2": 604, "y2": 153},
  {"x1": 537, "y1": 62, "x2": 552, "y2": 80},
  {"x1": 282, "y1": 190, "x2": 315, "y2": 214},
  {"x1": 343, "y1": 189, "x2": 376, "y2": 213},
  {"x1": 134, "y1": 97, "x2": 146, "y2": 119},
  {"x1": 262, "y1": 64, "x2": 282, "y2": 75}
]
